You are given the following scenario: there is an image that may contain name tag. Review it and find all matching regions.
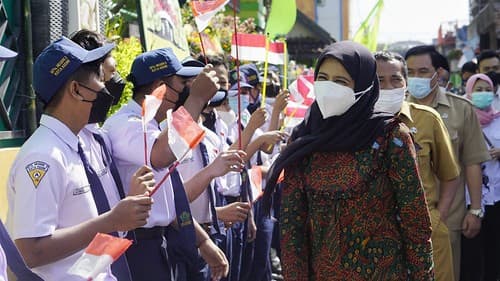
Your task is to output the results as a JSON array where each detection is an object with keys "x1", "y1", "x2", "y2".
[{"x1": 73, "y1": 185, "x2": 91, "y2": 196}]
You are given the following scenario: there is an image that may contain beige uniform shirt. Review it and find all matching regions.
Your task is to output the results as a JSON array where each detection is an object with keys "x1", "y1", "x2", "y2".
[
  {"x1": 408, "y1": 89, "x2": 491, "y2": 230},
  {"x1": 398, "y1": 101, "x2": 460, "y2": 210}
]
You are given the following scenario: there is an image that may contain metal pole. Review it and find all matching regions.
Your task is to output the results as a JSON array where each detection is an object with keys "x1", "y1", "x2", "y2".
[{"x1": 23, "y1": 0, "x2": 36, "y2": 136}]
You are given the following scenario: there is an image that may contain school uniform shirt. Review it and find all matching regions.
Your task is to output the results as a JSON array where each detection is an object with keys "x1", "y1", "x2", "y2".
[
  {"x1": 102, "y1": 100, "x2": 176, "y2": 228},
  {"x1": 7, "y1": 115, "x2": 114, "y2": 281},
  {"x1": 0, "y1": 245, "x2": 6, "y2": 281},
  {"x1": 408, "y1": 89, "x2": 491, "y2": 231},
  {"x1": 177, "y1": 126, "x2": 223, "y2": 223},
  {"x1": 466, "y1": 116, "x2": 500, "y2": 207},
  {"x1": 79, "y1": 124, "x2": 122, "y2": 209}
]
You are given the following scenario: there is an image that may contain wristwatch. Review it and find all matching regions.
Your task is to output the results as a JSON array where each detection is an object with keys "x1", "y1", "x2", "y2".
[{"x1": 468, "y1": 208, "x2": 484, "y2": 219}]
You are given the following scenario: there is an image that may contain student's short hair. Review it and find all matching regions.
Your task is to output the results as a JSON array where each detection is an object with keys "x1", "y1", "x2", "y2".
[
  {"x1": 374, "y1": 51, "x2": 408, "y2": 80},
  {"x1": 405, "y1": 45, "x2": 449, "y2": 72},
  {"x1": 477, "y1": 50, "x2": 499, "y2": 67},
  {"x1": 197, "y1": 54, "x2": 229, "y2": 71},
  {"x1": 461, "y1": 61, "x2": 477, "y2": 74}
]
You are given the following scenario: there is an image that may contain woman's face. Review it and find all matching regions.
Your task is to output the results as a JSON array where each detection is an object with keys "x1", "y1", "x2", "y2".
[
  {"x1": 316, "y1": 57, "x2": 355, "y2": 90},
  {"x1": 472, "y1": 79, "x2": 493, "y2": 92}
]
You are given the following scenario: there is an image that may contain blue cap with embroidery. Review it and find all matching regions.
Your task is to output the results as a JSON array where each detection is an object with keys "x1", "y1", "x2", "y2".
[
  {"x1": 33, "y1": 37, "x2": 115, "y2": 104},
  {"x1": 240, "y1": 64, "x2": 259, "y2": 86},
  {"x1": 128, "y1": 48, "x2": 200, "y2": 87}
]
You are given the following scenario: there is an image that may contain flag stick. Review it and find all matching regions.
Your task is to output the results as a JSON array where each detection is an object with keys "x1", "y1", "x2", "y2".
[
  {"x1": 149, "y1": 148, "x2": 192, "y2": 197},
  {"x1": 261, "y1": 33, "x2": 270, "y2": 108},
  {"x1": 283, "y1": 39, "x2": 288, "y2": 90},
  {"x1": 232, "y1": 0, "x2": 242, "y2": 150},
  {"x1": 198, "y1": 32, "x2": 209, "y2": 64},
  {"x1": 141, "y1": 106, "x2": 148, "y2": 166}
]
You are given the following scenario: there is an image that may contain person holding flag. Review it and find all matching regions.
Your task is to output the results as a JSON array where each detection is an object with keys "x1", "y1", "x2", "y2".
[
  {"x1": 7, "y1": 37, "x2": 155, "y2": 281},
  {"x1": 103, "y1": 48, "x2": 244, "y2": 281}
]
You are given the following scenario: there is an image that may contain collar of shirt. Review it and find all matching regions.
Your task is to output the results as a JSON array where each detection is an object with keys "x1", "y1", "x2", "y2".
[
  {"x1": 408, "y1": 88, "x2": 451, "y2": 109},
  {"x1": 40, "y1": 114, "x2": 79, "y2": 152},
  {"x1": 398, "y1": 101, "x2": 413, "y2": 123}
]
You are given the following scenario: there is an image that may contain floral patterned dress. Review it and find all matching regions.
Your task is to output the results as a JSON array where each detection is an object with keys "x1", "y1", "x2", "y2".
[{"x1": 280, "y1": 123, "x2": 434, "y2": 281}]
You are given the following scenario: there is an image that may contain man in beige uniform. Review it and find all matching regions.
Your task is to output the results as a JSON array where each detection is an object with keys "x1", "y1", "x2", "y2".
[
  {"x1": 405, "y1": 45, "x2": 490, "y2": 279},
  {"x1": 375, "y1": 51, "x2": 460, "y2": 281}
]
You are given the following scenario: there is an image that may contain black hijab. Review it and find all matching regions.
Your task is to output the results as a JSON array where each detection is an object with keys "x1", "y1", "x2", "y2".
[{"x1": 263, "y1": 41, "x2": 393, "y2": 212}]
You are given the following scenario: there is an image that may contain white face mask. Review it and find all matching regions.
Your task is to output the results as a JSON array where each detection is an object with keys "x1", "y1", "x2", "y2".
[
  {"x1": 375, "y1": 87, "x2": 406, "y2": 114},
  {"x1": 314, "y1": 81, "x2": 372, "y2": 119},
  {"x1": 218, "y1": 110, "x2": 236, "y2": 125}
]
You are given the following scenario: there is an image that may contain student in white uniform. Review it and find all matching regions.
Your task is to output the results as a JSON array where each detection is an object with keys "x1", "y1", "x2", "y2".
[
  {"x1": 7, "y1": 37, "x2": 154, "y2": 281},
  {"x1": 103, "y1": 48, "x2": 244, "y2": 281}
]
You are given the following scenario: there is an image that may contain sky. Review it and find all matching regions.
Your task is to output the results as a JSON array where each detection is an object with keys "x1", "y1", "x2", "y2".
[{"x1": 349, "y1": 0, "x2": 470, "y2": 44}]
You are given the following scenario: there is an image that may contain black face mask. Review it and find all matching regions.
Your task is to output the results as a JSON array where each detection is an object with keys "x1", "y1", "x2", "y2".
[
  {"x1": 105, "y1": 73, "x2": 126, "y2": 105},
  {"x1": 174, "y1": 86, "x2": 190, "y2": 110},
  {"x1": 77, "y1": 83, "x2": 114, "y2": 124},
  {"x1": 202, "y1": 110, "x2": 217, "y2": 133}
]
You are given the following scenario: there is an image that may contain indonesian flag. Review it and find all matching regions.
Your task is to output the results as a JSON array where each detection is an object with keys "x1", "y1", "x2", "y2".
[
  {"x1": 68, "y1": 233, "x2": 132, "y2": 280},
  {"x1": 249, "y1": 165, "x2": 263, "y2": 202},
  {"x1": 190, "y1": 0, "x2": 230, "y2": 32},
  {"x1": 142, "y1": 84, "x2": 167, "y2": 125},
  {"x1": 167, "y1": 106, "x2": 206, "y2": 161},
  {"x1": 231, "y1": 33, "x2": 285, "y2": 65},
  {"x1": 284, "y1": 74, "x2": 315, "y2": 127},
  {"x1": 142, "y1": 84, "x2": 167, "y2": 164}
]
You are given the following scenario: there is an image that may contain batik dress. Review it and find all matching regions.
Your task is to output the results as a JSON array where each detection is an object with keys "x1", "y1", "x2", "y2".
[{"x1": 280, "y1": 123, "x2": 434, "y2": 281}]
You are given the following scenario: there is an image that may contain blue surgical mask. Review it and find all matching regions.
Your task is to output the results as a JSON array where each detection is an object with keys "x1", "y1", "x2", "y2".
[
  {"x1": 471, "y1": 91, "x2": 494, "y2": 109},
  {"x1": 228, "y1": 94, "x2": 250, "y2": 114},
  {"x1": 408, "y1": 72, "x2": 437, "y2": 99}
]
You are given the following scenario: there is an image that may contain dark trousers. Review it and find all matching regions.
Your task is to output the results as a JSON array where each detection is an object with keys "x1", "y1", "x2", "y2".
[
  {"x1": 460, "y1": 202, "x2": 500, "y2": 281},
  {"x1": 249, "y1": 206, "x2": 274, "y2": 281},
  {"x1": 126, "y1": 227, "x2": 173, "y2": 281}
]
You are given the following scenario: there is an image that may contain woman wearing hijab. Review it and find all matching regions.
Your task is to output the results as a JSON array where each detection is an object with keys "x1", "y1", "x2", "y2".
[
  {"x1": 264, "y1": 41, "x2": 433, "y2": 280},
  {"x1": 464, "y1": 74, "x2": 500, "y2": 281}
]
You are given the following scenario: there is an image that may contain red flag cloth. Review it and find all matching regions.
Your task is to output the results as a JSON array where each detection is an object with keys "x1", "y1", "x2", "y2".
[
  {"x1": 68, "y1": 233, "x2": 132, "y2": 280},
  {"x1": 190, "y1": 0, "x2": 229, "y2": 31},
  {"x1": 231, "y1": 33, "x2": 285, "y2": 65},
  {"x1": 167, "y1": 106, "x2": 206, "y2": 160}
]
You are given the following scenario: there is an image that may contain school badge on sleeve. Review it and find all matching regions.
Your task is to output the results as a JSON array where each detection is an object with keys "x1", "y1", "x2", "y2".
[{"x1": 25, "y1": 161, "x2": 50, "y2": 188}]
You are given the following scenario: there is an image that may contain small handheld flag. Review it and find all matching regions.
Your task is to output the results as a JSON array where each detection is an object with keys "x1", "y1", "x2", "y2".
[{"x1": 68, "y1": 233, "x2": 132, "y2": 281}]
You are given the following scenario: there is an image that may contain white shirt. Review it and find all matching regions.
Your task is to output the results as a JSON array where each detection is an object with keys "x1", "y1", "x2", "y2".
[
  {"x1": 79, "y1": 125, "x2": 122, "y2": 209},
  {"x1": 0, "y1": 245, "x2": 6, "y2": 281},
  {"x1": 480, "y1": 116, "x2": 500, "y2": 206},
  {"x1": 177, "y1": 127, "x2": 223, "y2": 223},
  {"x1": 7, "y1": 115, "x2": 113, "y2": 281},
  {"x1": 103, "y1": 100, "x2": 176, "y2": 227}
]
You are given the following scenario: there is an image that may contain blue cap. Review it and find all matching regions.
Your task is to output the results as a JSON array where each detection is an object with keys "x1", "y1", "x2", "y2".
[
  {"x1": 179, "y1": 57, "x2": 205, "y2": 77},
  {"x1": 0, "y1": 45, "x2": 17, "y2": 60},
  {"x1": 208, "y1": 90, "x2": 228, "y2": 107},
  {"x1": 129, "y1": 48, "x2": 197, "y2": 86},
  {"x1": 229, "y1": 72, "x2": 253, "y2": 90},
  {"x1": 240, "y1": 64, "x2": 259, "y2": 86},
  {"x1": 33, "y1": 37, "x2": 115, "y2": 104}
]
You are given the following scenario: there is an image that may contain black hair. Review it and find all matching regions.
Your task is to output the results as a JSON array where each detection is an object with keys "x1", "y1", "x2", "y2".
[
  {"x1": 477, "y1": 50, "x2": 499, "y2": 66},
  {"x1": 405, "y1": 45, "x2": 449, "y2": 72},
  {"x1": 461, "y1": 61, "x2": 477, "y2": 74},
  {"x1": 374, "y1": 51, "x2": 408, "y2": 80},
  {"x1": 197, "y1": 54, "x2": 229, "y2": 71},
  {"x1": 70, "y1": 29, "x2": 107, "y2": 51}
]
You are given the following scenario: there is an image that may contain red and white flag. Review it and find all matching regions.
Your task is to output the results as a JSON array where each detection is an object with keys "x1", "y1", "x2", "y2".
[
  {"x1": 142, "y1": 84, "x2": 167, "y2": 165},
  {"x1": 68, "y1": 233, "x2": 132, "y2": 280},
  {"x1": 142, "y1": 84, "x2": 167, "y2": 126},
  {"x1": 231, "y1": 33, "x2": 285, "y2": 65},
  {"x1": 284, "y1": 74, "x2": 315, "y2": 128},
  {"x1": 249, "y1": 165, "x2": 263, "y2": 202},
  {"x1": 167, "y1": 106, "x2": 206, "y2": 161},
  {"x1": 190, "y1": 0, "x2": 230, "y2": 32}
]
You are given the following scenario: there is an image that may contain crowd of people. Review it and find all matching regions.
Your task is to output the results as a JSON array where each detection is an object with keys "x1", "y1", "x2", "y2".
[{"x1": 0, "y1": 28, "x2": 499, "y2": 281}]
